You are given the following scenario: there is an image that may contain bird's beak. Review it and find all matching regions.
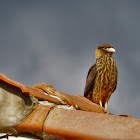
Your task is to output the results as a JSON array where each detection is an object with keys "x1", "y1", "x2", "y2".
[{"x1": 105, "y1": 48, "x2": 116, "y2": 53}]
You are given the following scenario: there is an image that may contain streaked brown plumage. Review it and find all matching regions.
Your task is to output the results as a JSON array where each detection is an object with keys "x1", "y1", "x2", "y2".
[{"x1": 84, "y1": 44, "x2": 118, "y2": 111}]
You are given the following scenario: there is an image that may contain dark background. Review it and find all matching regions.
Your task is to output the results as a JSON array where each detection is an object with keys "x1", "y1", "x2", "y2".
[{"x1": 0, "y1": 0, "x2": 140, "y2": 118}]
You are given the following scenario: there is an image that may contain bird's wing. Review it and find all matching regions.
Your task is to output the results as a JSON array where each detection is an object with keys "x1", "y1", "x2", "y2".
[{"x1": 84, "y1": 64, "x2": 97, "y2": 98}]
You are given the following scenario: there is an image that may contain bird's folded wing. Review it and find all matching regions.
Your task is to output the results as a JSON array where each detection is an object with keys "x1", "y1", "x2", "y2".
[{"x1": 84, "y1": 64, "x2": 97, "y2": 97}]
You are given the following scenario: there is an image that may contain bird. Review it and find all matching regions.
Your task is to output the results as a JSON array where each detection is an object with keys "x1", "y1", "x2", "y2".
[{"x1": 84, "y1": 44, "x2": 118, "y2": 111}]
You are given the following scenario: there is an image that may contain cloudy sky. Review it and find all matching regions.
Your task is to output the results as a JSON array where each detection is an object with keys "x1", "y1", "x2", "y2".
[{"x1": 0, "y1": 0, "x2": 140, "y2": 118}]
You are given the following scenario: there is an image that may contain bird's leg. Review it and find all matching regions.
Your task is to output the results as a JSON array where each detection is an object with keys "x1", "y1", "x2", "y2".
[
  {"x1": 104, "y1": 102, "x2": 108, "y2": 112},
  {"x1": 99, "y1": 100, "x2": 103, "y2": 107},
  {"x1": 100, "y1": 101, "x2": 108, "y2": 113}
]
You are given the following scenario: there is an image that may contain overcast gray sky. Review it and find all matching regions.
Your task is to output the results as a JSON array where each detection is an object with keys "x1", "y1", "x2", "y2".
[{"x1": 0, "y1": 0, "x2": 140, "y2": 118}]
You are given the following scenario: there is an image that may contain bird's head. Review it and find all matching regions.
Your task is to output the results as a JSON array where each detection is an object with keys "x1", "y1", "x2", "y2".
[{"x1": 95, "y1": 44, "x2": 115, "y2": 59}]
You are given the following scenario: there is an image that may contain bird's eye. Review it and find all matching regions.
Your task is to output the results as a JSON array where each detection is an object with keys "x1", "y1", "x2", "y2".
[{"x1": 103, "y1": 47, "x2": 107, "y2": 49}]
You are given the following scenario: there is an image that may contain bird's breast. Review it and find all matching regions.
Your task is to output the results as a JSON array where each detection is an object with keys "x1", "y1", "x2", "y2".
[{"x1": 92, "y1": 56, "x2": 117, "y2": 104}]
